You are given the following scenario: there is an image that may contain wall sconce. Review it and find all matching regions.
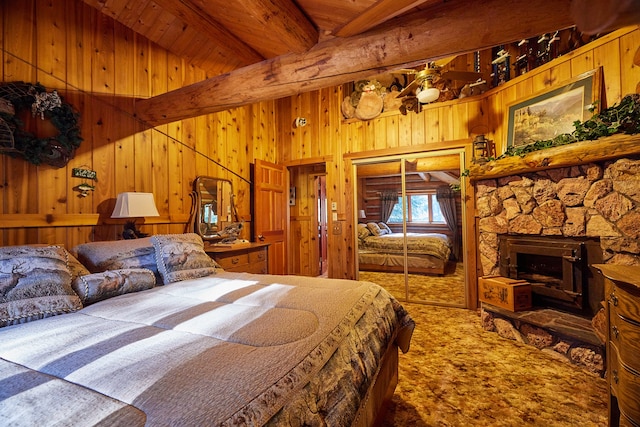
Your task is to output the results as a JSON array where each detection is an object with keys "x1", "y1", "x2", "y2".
[
  {"x1": 358, "y1": 209, "x2": 366, "y2": 221},
  {"x1": 111, "y1": 192, "x2": 160, "y2": 239},
  {"x1": 472, "y1": 134, "x2": 496, "y2": 164}
]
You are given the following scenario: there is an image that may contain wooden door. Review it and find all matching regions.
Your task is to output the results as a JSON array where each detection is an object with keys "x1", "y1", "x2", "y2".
[{"x1": 253, "y1": 159, "x2": 288, "y2": 274}]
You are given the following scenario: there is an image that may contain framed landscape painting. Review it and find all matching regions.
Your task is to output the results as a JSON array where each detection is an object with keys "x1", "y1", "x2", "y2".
[{"x1": 506, "y1": 68, "x2": 602, "y2": 148}]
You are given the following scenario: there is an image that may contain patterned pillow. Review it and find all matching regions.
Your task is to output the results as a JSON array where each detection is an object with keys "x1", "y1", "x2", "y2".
[
  {"x1": 357, "y1": 224, "x2": 371, "y2": 240},
  {"x1": 72, "y1": 238, "x2": 160, "y2": 282},
  {"x1": 72, "y1": 268, "x2": 156, "y2": 305},
  {"x1": 0, "y1": 245, "x2": 82, "y2": 327},
  {"x1": 366, "y1": 222, "x2": 384, "y2": 236},
  {"x1": 378, "y1": 222, "x2": 392, "y2": 235},
  {"x1": 151, "y1": 233, "x2": 218, "y2": 284},
  {"x1": 65, "y1": 249, "x2": 90, "y2": 281}
]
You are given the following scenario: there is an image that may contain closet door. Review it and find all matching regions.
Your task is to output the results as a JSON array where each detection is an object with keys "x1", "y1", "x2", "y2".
[{"x1": 355, "y1": 151, "x2": 466, "y2": 307}]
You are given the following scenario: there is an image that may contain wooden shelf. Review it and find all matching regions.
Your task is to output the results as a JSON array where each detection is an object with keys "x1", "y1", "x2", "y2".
[{"x1": 468, "y1": 134, "x2": 640, "y2": 181}]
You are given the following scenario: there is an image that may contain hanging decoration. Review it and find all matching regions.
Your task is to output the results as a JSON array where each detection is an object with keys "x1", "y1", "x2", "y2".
[
  {"x1": 71, "y1": 166, "x2": 97, "y2": 197},
  {"x1": 0, "y1": 82, "x2": 82, "y2": 168}
]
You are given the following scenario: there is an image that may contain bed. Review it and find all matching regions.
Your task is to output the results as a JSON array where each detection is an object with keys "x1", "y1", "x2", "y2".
[
  {"x1": 0, "y1": 234, "x2": 414, "y2": 427},
  {"x1": 357, "y1": 222, "x2": 452, "y2": 275}
]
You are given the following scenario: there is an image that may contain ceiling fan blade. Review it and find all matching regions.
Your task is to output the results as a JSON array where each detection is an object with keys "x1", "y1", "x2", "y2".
[
  {"x1": 440, "y1": 70, "x2": 483, "y2": 82},
  {"x1": 392, "y1": 68, "x2": 420, "y2": 74},
  {"x1": 397, "y1": 79, "x2": 421, "y2": 97},
  {"x1": 432, "y1": 55, "x2": 457, "y2": 68}
]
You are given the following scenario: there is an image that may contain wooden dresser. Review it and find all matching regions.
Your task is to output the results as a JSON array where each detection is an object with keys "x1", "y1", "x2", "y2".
[
  {"x1": 205, "y1": 242, "x2": 269, "y2": 274},
  {"x1": 594, "y1": 264, "x2": 640, "y2": 427}
]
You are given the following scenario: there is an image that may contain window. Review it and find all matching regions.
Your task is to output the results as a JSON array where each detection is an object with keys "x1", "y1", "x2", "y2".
[{"x1": 388, "y1": 193, "x2": 445, "y2": 224}]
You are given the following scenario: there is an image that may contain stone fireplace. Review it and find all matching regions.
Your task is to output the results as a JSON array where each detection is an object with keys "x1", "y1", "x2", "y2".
[
  {"x1": 476, "y1": 157, "x2": 640, "y2": 289},
  {"x1": 473, "y1": 151, "x2": 640, "y2": 375}
]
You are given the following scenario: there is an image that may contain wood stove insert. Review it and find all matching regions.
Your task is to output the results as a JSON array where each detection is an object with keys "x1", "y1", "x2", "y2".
[{"x1": 499, "y1": 235, "x2": 603, "y2": 317}]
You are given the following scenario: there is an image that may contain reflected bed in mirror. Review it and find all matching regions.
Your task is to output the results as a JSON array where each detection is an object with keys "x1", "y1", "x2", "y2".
[{"x1": 193, "y1": 176, "x2": 238, "y2": 242}]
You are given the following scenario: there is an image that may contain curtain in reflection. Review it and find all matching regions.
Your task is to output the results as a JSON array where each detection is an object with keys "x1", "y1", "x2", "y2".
[
  {"x1": 437, "y1": 187, "x2": 459, "y2": 260},
  {"x1": 380, "y1": 190, "x2": 398, "y2": 223}
]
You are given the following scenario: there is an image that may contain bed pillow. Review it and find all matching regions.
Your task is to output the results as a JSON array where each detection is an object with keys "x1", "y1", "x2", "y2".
[
  {"x1": 72, "y1": 238, "x2": 160, "y2": 281},
  {"x1": 72, "y1": 268, "x2": 156, "y2": 305},
  {"x1": 0, "y1": 245, "x2": 82, "y2": 327},
  {"x1": 151, "y1": 233, "x2": 219, "y2": 284},
  {"x1": 378, "y1": 222, "x2": 392, "y2": 235},
  {"x1": 366, "y1": 222, "x2": 385, "y2": 236},
  {"x1": 357, "y1": 223, "x2": 371, "y2": 240},
  {"x1": 66, "y1": 249, "x2": 90, "y2": 281}
]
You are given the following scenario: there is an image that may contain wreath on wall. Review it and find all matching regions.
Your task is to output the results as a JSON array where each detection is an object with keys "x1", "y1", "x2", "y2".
[{"x1": 0, "y1": 82, "x2": 82, "y2": 168}]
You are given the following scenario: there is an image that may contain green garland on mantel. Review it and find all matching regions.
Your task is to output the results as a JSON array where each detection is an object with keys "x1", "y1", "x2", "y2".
[
  {"x1": 498, "y1": 93, "x2": 640, "y2": 160},
  {"x1": 455, "y1": 94, "x2": 640, "y2": 188},
  {"x1": 0, "y1": 82, "x2": 82, "y2": 168}
]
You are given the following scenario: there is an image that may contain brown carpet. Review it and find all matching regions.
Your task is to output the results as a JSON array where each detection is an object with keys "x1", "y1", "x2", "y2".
[{"x1": 381, "y1": 302, "x2": 609, "y2": 426}]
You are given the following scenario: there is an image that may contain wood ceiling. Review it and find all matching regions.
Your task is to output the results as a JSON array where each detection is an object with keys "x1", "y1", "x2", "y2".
[{"x1": 79, "y1": 0, "x2": 636, "y2": 125}]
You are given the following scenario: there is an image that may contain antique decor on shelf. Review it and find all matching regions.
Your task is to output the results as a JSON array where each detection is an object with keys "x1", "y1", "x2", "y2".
[{"x1": 0, "y1": 82, "x2": 82, "y2": 167}]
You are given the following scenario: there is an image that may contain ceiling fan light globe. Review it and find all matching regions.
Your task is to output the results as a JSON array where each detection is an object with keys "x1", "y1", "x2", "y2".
[{"x1": 416, "y1": 87, "x2": 440, "y2": 103}]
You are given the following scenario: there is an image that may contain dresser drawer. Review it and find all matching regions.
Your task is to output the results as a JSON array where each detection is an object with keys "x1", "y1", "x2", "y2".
[
  {"x1": 610, "y1": 342, "x2": 621, "y2": 398},
  {"x1": 609, "y1": 281, "x2": 640, "y2": 323},
  {"x1": 616, "y1": 360, "x2": 640, "y2": 423},
  {"x1": 249, "y1": 248, "x2": 267, "y2": 263},
  {"x1": 215, "y1": 252, "x2": 250, "y2": 270},
  {"x1": 205, "y1": 243, "x2": 269, "y2": 274},
  {"x1": 610, "y1": 308, "x2": 640, "y2": 372},
  {"x1": 243, "y1": 261, "x2": 268, "y2": 274}
]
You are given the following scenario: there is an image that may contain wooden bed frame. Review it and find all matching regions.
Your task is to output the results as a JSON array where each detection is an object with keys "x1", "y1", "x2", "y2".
[
  {"x1": 358, "y1": 252, "x2": 448, "y2": 276},
  {"x1": 352, "y1": 343, "x2": 399, "y2": 426}
]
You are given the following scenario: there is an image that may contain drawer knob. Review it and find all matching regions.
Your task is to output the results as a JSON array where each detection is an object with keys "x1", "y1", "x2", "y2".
[
  {"x1": 231, "y1": 258, "x2": 239, "y2": 264},
  {"x1": 612, "y1": 326, "x2": 619, "y2": 339},
  {"x1": 612, "y1": 369, "x2": 619, "y2": 384},
  {"x1": 610, "y1": 293, "x2": 618, "y2": 306}
]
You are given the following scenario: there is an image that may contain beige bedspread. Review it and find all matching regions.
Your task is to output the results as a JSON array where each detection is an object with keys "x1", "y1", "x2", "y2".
[
  {"x1": 0, "y1": 272, "x2": 414, "y2": 426},
  {"x1": 360, "y1": 232, "x2": 451, "y2": 260}
]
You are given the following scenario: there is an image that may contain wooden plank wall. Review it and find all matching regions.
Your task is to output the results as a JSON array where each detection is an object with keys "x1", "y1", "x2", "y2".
[
  {"x1": 1, "y1": 0, "x2": 638, "y2": 288},
  {"x1": 0, "y1": 0, "x2": 277, "y2": 249},
  {"x1": 276, "y1": 26, "x2": 640, "y2": 284}
]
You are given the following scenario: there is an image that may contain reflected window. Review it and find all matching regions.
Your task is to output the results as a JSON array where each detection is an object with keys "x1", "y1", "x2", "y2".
[{"x1": 388, "y1": 193, "x2": 445, "y2": 224}]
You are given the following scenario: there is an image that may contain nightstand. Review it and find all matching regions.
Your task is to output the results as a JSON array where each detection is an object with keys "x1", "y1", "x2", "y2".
[
  {"x1": 205, "y1": 242, "x2": 270, "y2": 274},
  {"x1": 594, "y1": 264, "x2": 640, "y2": 427}
]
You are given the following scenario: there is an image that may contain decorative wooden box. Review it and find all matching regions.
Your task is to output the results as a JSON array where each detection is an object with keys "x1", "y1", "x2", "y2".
[{"x1": 479, "y1": 275, "x2": 532, "y2": 312}]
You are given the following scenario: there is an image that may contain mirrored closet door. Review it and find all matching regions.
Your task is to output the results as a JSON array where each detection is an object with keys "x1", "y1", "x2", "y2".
[{"x1": 354, "y1": 150, "x2": 467, "y2": 307}]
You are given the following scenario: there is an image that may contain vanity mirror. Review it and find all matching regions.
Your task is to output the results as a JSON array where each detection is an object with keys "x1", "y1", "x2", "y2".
[{"x1": 193, "y1": 176, "x2": 237, "y2": 241}]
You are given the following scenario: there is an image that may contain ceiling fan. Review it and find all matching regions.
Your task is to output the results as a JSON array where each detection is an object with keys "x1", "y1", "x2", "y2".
[{"x1": 394, "y1": 57, "x2": 484, "y2": 104}]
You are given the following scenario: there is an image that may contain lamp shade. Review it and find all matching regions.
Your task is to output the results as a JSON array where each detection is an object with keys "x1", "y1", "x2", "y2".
[
  {"x1": 111, "y1": 192, "x2": 160, "y2": 218},
  {"x1": 358, "y1": 209, "x2": 366, "y2": 219}
]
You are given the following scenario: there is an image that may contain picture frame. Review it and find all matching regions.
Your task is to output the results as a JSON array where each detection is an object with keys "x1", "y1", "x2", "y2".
[{"x1": 505, "y1": 68, "x2": 602, "y2": 148}]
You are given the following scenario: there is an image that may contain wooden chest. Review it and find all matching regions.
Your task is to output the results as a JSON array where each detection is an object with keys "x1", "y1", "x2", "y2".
[
  {"x1": 205, "y1": 242, "x2": 269, "y2": 274},
  {"x1": 479, "y1": 275, "x2": 532, "y2": 312}
]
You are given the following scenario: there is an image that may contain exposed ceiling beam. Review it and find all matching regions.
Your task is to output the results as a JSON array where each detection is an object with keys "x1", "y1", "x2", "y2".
[
  {"x1": 570, "y1": 0, "x2": 640, "y2": 34},
  {"x1": 135, "y1": 0, "x2": 575, "y2": 126},
  {"x1": 356, "y1": 156, "x2": 461, "y2": 177},
  {"x1": 429, "y1": 171, "x2": 460, "y2": 184},
  {"x1": 333, "y1": 0, "x2": 432, "y2": 37}
]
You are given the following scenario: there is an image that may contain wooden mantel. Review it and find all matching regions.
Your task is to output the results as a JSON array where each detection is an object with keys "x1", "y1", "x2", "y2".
[{"x1": 467, "y1": 134, "x2": 640, "y2": 181}]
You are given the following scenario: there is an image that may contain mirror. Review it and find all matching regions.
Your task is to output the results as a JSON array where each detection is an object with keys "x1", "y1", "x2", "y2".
[{"x1": 193, "y1": 176, "x2": 235, "y2": 240}]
